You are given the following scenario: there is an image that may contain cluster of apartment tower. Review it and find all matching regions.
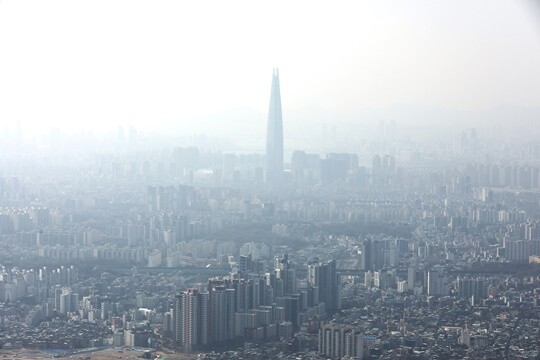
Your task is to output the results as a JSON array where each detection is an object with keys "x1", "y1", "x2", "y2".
[{"x1": 163, "y1": 256, "x2": 340, "y2": 351}]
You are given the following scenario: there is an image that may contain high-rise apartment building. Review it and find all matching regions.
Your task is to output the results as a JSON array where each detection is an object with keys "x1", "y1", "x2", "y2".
[
  {"x1": 426, "y1": 268, "x2": 449, "y2": 296},
  {"x1": 208, "y1": 284, "x2": 236, "y2": 344},
  {"x1": 273, "y1": 253, "x2": 297, "y2": 297},
  {"x1": 457, "y1": 276, "x2": 488, "y2": 304},
  {"x1": 58, "y1": 287, "x2": 79, "y2": 315},
  {"x1": 319, "y1": 323, "x2": 364, "y2": 359},
  {"x1": 308, "y1": 259, "x2": 341, "y2": 312},
  {"x1": 266, "y1": 68, "x2": 284, "y2": 184},
  {"x1": 176, "y1": 288, "x2": 209, "y2": 351}
]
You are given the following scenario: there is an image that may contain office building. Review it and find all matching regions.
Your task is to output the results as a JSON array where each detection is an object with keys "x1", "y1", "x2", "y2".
[{"x1": 265, "y1": 68, "x2": 284, "y2": 184}]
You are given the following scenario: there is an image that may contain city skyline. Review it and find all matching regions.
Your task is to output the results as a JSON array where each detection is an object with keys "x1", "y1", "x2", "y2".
[{"x1": 0, "y1": 1, "x2": 539, "y2": 359}]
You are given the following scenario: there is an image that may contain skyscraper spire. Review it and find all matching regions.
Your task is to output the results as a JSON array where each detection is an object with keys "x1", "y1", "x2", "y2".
[{"x1": 266, "y1": 68, "x2": 284, "y2": 184}]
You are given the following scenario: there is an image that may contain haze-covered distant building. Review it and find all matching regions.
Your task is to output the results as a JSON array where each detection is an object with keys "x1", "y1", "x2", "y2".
[{"x1": 265, "y1": 68, "x2": 284, "y2": 184}]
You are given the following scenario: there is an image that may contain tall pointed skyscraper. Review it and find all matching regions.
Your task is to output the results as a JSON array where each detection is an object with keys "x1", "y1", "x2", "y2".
[{"x1": 266, "y1": 68, "x2": 284, "y2": 184}]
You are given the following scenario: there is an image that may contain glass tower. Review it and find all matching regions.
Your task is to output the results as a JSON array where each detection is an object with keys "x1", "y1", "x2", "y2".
[{"x1": 265, "y1": 68, "x2": 284, "y2": 184}]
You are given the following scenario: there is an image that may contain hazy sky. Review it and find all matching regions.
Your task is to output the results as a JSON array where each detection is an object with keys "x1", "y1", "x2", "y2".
[{"x1": 1, "y1": 0, "x2": 539, "y2": 136}]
